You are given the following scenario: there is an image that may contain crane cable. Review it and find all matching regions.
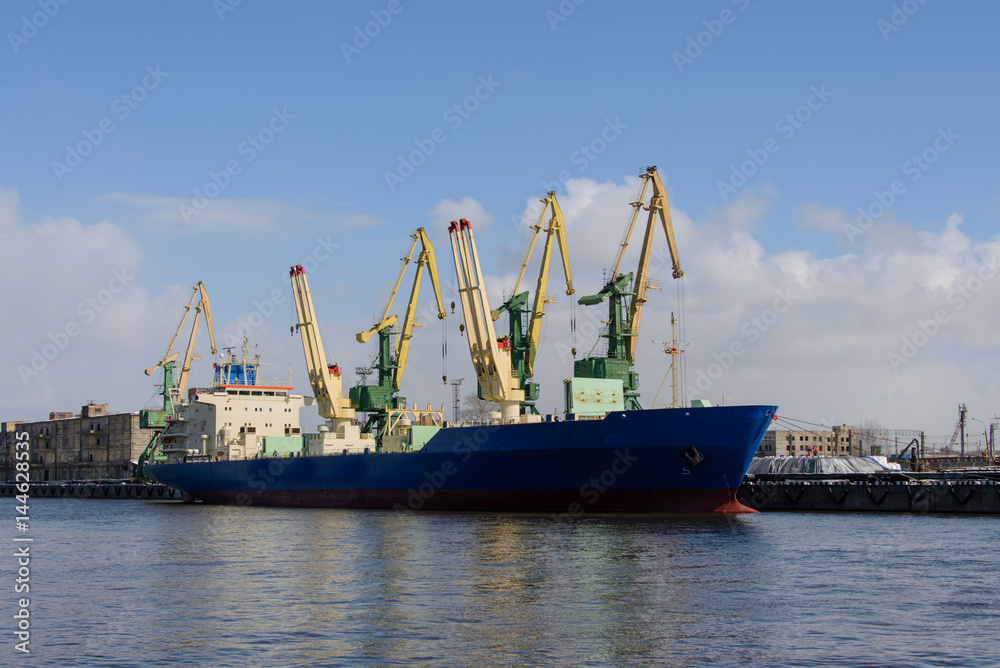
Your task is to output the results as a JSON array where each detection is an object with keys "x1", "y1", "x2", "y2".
[
  {"x1": 570, "y1": 298, "x2": 577, "y2": 357},
  {"x1": 442, "y1": 314, "x2": 447, "y2": 383},
  {"x1": 677, "y1": 275, "x2": 686, "y2": 407}
]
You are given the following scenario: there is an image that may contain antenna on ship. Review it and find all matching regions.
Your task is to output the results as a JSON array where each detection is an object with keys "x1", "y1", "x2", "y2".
[
  {"x1": 451, "y1": 377, "x2": 464, "y2": 423},
  {"x1": 652, "y1": 312, "x2": 686, "y2": 409}
]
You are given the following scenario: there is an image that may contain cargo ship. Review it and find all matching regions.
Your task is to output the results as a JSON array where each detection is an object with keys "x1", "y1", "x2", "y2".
[
  {"x1": 145, "y1": 170, "x2": 777, "y2": 513},
  {"x1": 144, "y1": 246, "x2": 775, "y2": 514},
  {"x1": 143, "y1": 347, "x2": 775, "y2": 513}
]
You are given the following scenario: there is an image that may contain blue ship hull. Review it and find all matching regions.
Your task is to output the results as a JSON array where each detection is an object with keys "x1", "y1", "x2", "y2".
[{"x1": 146, "y1": 405, "x2": 776, "y2": 513}]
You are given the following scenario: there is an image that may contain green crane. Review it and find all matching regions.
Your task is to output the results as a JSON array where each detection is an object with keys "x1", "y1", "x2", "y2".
[
  {"x1": 350, "y1": 228, "x2": 446, "y2": 443},
  {"x1": 574, "y1": 166, "x2": 682, "y2": 410},
  {"x1": 135, "y1": 281, "x2": 217, "y2": 480},
  {"x1": 134, "y1": 361, "x2": 175, "y2": 481},
  {"x1": 491, "y1": 191, "x2": 574, "y2": 415}
]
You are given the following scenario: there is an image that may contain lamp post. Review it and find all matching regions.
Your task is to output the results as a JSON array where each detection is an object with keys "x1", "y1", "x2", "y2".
[{"x1": 969, "y1": 417, "x2": 988, "y2": 461}]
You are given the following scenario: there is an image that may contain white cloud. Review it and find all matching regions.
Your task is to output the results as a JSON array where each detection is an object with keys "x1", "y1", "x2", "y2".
[
  {"x1": 0, "y1": 188, "x2": 201, "y2": 421},
  {"x1": 427, "y1": 197, "x2": 494, "y2": 231},
  {"x1": 470, "y1": 175, "x2": 1000, "y2": 440},
  {"x1": 793, "y1": 202, "x2": 850, "y2": 233},
  {"x1": 6, "y1": 175, "x2": 1000, "y2": 445}
]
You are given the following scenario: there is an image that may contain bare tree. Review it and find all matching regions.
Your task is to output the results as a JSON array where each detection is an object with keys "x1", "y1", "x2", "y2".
[
  {"x1": 856, "y1": 418, "x2": 889, "y2": 456},
  {"x1": 460, "y1": 393, "x2": 498, "y2": 423}
]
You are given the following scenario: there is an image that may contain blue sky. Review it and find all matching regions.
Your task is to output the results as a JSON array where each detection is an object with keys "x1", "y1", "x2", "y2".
[{"x1": 2, "y1": 0, "x2": 999, "y2": 444}]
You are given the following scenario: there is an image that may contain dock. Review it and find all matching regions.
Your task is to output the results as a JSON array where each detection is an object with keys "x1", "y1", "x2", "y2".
[
  {"x1": 739, "y1": 469, "x2": 1000, "y2": 513},
  {"x1": 1, "y1": 481, "x2": 181, "y2": 500}
]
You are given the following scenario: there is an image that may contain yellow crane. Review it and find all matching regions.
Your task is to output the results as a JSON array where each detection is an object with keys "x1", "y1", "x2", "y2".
[
  {"x1": 449, "y1": 217, "x2": 524, "y2": 423},
  {"x1": 144, "y1": 281, "x2": 217, "y2": 404},
  {"x1": 289, "y1": 265, "x2": 355, "y2": 422},
  {"x1": 575, "y1": 165, "x2": 683, "y2": 410},
  {"x1": 491, "y1": 191, "x2": 574, "y2": 413},
  {"x1": 351, "y1": 228, "x2": 446, "y2": 438},
  {"x1": 137, "y1": 281, "x2": 216, "y2": 479}
]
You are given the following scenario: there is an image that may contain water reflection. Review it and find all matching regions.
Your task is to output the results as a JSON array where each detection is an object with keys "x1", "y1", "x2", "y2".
[{"x1": 24, "y1": 501, "x2": 1000, "y2": 667}]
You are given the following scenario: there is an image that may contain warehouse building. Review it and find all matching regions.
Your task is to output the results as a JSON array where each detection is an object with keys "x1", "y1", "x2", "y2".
[
  {"x1": 756, "y1": 425, "x2": 859, "y2": 457},
  {"x1": 1, "y1": 402, "x2": 156, "y2": 482}
]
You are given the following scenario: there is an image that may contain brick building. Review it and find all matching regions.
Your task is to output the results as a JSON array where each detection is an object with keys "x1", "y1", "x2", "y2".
[
  {"x1": 756, "y1": 424, "x2": 860, "y2": 457},
  {"x1": 1, "y1": 402, "x2": 156, "y2": 482}
]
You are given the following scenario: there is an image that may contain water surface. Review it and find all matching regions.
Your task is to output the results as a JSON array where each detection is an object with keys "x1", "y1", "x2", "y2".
[{"x1": 5, "y1": 500, "x2": 998, "y2": 667}]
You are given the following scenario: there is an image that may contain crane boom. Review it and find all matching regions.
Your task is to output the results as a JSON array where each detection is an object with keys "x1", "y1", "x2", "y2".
[
  {"x1": 489, "y1": 192, "x2": 574, "y2": 414},
  {"x1": 357, "y1": 233, "x2": 420, "y2": 345},
  {"x1": 524, "y1": 192, "x2": 574, "y2": 377},
  {"x1": 290, "y1": 265, "x2": 355, "y2": 421},
  {"x1": 626, "y1": 166, "x2": 682, "y2": 363},
  {"x1": 146, "y1": 281, "x2": 217, "y2": 400},
  {"x1": 351, "y1": 227, "x2": 446, "y2": 439},
  {"x1": 449, "y1": 218, "x2": 523, "y2": 421},
  {"x1": 394, "y1": 227, "x2": 446, "y2": 391},
  {"x1": 176, "y1": 282, "x2": 217, "y2": 398},
  {"x1": 145, "y1": 282, "x2": 214, "y2": 376}
]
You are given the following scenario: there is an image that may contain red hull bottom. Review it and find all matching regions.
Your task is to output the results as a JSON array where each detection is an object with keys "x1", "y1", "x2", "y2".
[{"x1": 187, "y1": 487, "x2": 757, "y2": 514}]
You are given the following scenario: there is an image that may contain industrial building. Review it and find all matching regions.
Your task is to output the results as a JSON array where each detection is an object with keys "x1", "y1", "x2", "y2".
[
  {"x1": 756, "y1": 425, "x2": 860, "y2": 457},
  {"x1": 1, "y1": 402, "x2": 156, "y2": 482}
]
